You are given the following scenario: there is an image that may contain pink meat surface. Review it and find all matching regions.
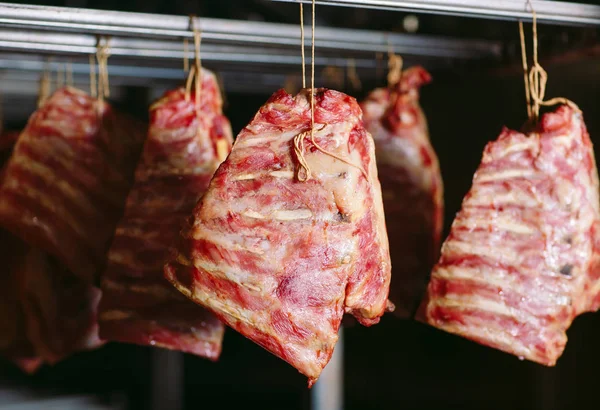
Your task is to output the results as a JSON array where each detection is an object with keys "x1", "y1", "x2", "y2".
[
  {"x1": 165, "y1": 88, "x2": 391, "y2": 384},
  {"x1": 100, "y1": 70, "x2": 231, "y2": 359},
  {"x1": 425, "y1": 105, "x2": 600, "y2": 365},
  {"x1": 361, "y1": 67, "x2": 443, "y2": 317}
]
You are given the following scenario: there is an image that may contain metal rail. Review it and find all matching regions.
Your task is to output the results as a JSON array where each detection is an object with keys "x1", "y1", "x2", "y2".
[
  {"x1": 312, "y1": 329, "x2": 344, "y2": 410},
  {"x1": 0, "y1": 3, "x2": 501, "y2": 62},
  {"x1": 271, "y1": 0, "x2": 600, "y2": 26},
  {"x1": 0, "y1": 29, "x2": 496, "y2": 65},
  {"x1": 0, "y1": 53, "x2": 295, "y2": 94}
]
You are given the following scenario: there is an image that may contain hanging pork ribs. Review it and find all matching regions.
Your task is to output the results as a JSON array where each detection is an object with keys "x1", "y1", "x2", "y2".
[
  {"x1": 0, "y1": 87, "x2": 146, "y2": 362},
  {"x1": 425, "y1": 105, "x2": 600, "y2": 365},
  {"x1": 100, "y1": 69, "x2": 232, "y2": 359},
  {"x1": 165, "y1": 88, "x2": 391, "y2": 384},
  {"x1": 361, "y1": 66, "x2": 443, "y2": 318},
  {"x1": 0, "y1": 133, "x2": 42, "y2": 373},
  {"x1": 0, "y1": 86, "x2": 146, "y2": 281}
]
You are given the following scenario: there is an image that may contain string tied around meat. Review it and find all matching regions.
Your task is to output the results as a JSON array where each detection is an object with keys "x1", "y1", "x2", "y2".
[
  {"x1": 293, "y1": 123, "x2": 367, "y2": 182},
  {"x1": 294, "y1": 0, "x2": 367, "y2": 182},
  {"x1": 37, "y1": 58, "x2": 51, "y2": 108},
  {"x1": 94, "y1": 37, "x2": 111, "y2": 113},
  {"x1": 184, "y1": 15, "x2": 203, "y2": 117},
  {"x1": 528, "y1": 63, "x2": 581, "y2": 117},
  {"x1": 387, "y1": 38, "x2": 403, "y2": 89},
  {"x1": 518, "y1": 2, "x2": 580, "y2": 123}
]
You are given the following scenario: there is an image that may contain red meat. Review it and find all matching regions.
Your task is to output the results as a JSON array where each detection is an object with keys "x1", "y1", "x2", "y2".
[
  {"x1": 425, "y1": 105, "x2": 600, "y2": 365},
  {"x1": 361, "y1": 67, "x2": 443, "y2": 318},
  {"x1": 0, "y1": 87, "x2": 146, "y2": 281},
  {"x1": 100, "y1": 70, "x2": 231, "y2": 359},
  {"x1": 165, "y1": 88, "x2": 391, "y2": 384},
  {"x1": 0, "y1": 232, "x2": 42, "y2": 373},
  {"x1": 17, "y1": 248, "x2": 103, "y2": 364},
  {"x1": 0, "y1": 87, "x2": 145, "y2": 363},
  {"x1": 0, "y1": 132, "x2": 42, "y2": 373}
]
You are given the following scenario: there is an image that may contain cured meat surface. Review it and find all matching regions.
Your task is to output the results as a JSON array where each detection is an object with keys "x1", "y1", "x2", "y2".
[
  {"x1": 0, "y1": 232, "x2": 42, "y2": 373},
  {"x1": 0, "y1": 88, "x2": 144, "y2": 363},
  {"x1": 0, "y1": 133, "x2": 42, "y2": 373},
  {"x1": 361, "y1": 67, "x2": 443, "y2": 318},
  {"x1": 17, "y1": 248, "x2": 103, "y2": 364},
  {"x1": 100, "y1": 71, "x2": 231, "y2": 358},
  {"x1": 0, "y1": 130, "x2": 19, "y2": 166},
  {"x1": 0, "y1": 87, "x2": 146, "y2": 281},
  {"x1": 165, "y1": 88, "x2": 391, "y2": 384},
  {"x1": 425, "y1": 105, "x2": 600, "y2": 365}
]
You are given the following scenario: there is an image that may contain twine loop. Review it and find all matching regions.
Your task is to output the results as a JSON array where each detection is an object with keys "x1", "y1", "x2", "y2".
[
  {"x1": 184, "y1": 15, "x2": 203, "y2": 116},
  {"x1": 37, "y1": 60, "x2": 51, "y2": 108},
  {"x1": 95, "y1": 37, "x2": 111, "y2": 104},
  {"x1": 294, "y1": 0, "x2": 367, "y2": 182},
  {"x1": 518, "y1": 3, "x2": 580, "y2": 123},
  {"x1": 293, "y1": 124, "x2": 367, "y2": 182},
  {"x1": 387, "y1": 39, "x2": 403, "y2": 88}
]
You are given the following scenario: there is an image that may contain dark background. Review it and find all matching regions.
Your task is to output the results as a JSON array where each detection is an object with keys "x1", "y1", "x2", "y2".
[{"x1": 0, "y1": 1, "x2": 599, "y2": 409}]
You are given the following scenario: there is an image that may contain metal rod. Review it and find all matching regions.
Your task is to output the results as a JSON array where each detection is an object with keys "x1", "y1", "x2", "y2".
[
  {"x1": 151, "y1": 350, "x2": 184, "y2": 410},
  {"x1": 311, "y1": 328, "x2": 344, "y2": 410},
  {"x1": 270, "y1": 0, "x2": 600, "y2": 26},
  {"x1": 0, "y1": 54, "x2": 296, "y2": 94},
  {"x1": 0, "y1": 3, "x2": 501, "y2": 61}
]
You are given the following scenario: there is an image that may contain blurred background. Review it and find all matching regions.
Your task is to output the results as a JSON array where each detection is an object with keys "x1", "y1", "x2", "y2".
[{"x1": 0, "y1": 1, "x2": 598, "y2": 409}]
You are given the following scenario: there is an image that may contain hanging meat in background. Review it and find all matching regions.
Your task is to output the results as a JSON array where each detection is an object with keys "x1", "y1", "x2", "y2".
[
  {"x1": 0, "y1": 131, "x2": 42, "y2": 373},
  {"x1": 0, "y1": 131, "x2": 41, "y2": 372},
  {"x1": 165, "y1": 88, "x2": 391, "y2": 385},
  {"x1": 0, "y1": 130, "x2": 19, "y2": 166},
  {"x1": 0, "y1": 86, "x2": 146, "y2": 282},
  {"x1": 99, "y1": 69, "x2": 232, "y2": 359},
  {"x1": 17, "y1": 248, "x2": 103, "y2": 364},
  {"x1": 424, "y1": 105, "x2": 600, "y2": 365},
  {"x1": 0, "y1": 86, "x2": 146, "y2": 363},
  {"x1": 361, "y1": 66, "x2": 443, "y2": 318},
  {"x1": 0, "y1": 235, "x2": 42, "y2": 374}
]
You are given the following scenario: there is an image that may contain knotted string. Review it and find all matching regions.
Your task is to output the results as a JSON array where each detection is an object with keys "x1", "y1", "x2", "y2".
[
  {"x1": 185, "y1": 65, "x2": 197, "y2": 99},
  {"x1": 310, "y1": 0, "x2": 315, "y2": 147},
  {"x1": 89, "y1": 54, "x2": 97, "y2": 98},
  {"x1": 37, "y1": 59, "x2": 51, "y2": 108},
  {"x1": 184, "y1": 15, "x2": 203, "y2": 115},
  {"x1": 519, "y1": 2, "x2": 580, "y2": 123},
  {"x1": 387, "y1": 39, "x2": 403, "y2": 88},
  {"x1": 529, "y1": 63, "x2": 581, "y2": 115},
  {"x1": 300, "y1": 3, "x2": 306, "y2": 88},
  {"x1": 95, "y1": 37, "x2": 111, "y2": 111},
  {"x1": 293, "y1": 0, "x2": 367, "y2": 182},
  {"x1": 518, "y1": 21, "x2": 532, "y2": 120},
  {"x1": 183, "y1": 36, "x2": 189, "y2": 73},
  {"x1": 193, "y1": 19, "x2": 203, "y2": 114}
]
